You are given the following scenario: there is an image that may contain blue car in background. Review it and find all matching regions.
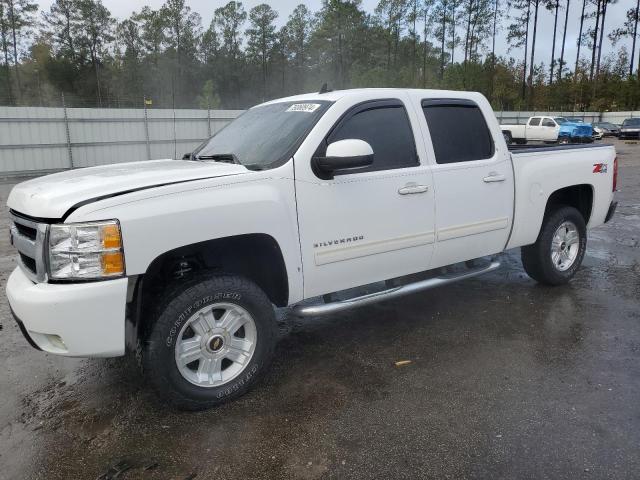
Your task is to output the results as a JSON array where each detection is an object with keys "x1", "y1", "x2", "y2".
[{"x1": 554, "y1": 117, "x2": 594, "y2": 144}]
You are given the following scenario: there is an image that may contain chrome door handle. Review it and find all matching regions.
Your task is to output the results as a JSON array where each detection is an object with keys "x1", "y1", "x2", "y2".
[
  {"x1": 483, "y1": 173, "x2": 506, "y2": 183},
  {"x1": 398, "y1": 183, "x2": 429, "y2": 195}
]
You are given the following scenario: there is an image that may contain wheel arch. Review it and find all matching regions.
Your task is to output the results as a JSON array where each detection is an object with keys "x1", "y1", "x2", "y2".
[
  {"x1": 544, "y1": 184, "x2": 594, "y2": 225},
  {"x1": 126, "y1": 233, "x2": 289, "y2": 346}
]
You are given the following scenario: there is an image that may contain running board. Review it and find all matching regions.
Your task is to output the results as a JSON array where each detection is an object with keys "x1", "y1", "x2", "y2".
[{"x1": 292, "y1": 261, "x2": 501, "y2": 317}]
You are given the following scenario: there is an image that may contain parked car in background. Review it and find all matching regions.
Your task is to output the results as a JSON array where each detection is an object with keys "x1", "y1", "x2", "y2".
[
  {"x1": 593, "y1": 121, "x2": 620, "y2": 137},
  {"x1": 592, "y1": 126, "x2": 604, "y2": 140},
  {"x1": 620, "y1": 118, "x2": 640, "y2": 140}
]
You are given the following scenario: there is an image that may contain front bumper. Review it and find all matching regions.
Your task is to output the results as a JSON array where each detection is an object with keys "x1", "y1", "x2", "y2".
[
  {"x1": 6, "y1": 267, "x2": 128, "y2": 357},
  {"x1": 572, "y1": 135, "x2": 594, "y2": 143},
  {"x1": 620, "y1": 131, "x2": 640, "y2": 139}
]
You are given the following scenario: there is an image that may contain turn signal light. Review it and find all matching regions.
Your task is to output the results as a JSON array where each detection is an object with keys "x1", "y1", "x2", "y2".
[
  {"x1": 101, "y1": 252, "x2": 125, "y2": 276},
  {"x1": 101, "y1": 224, "x2": 122, "y2": 249}
]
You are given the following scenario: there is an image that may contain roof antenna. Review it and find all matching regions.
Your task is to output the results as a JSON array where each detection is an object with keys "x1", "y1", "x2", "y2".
[{"x1": 319, "y1": 83, "x2": 331, "y2": 94}]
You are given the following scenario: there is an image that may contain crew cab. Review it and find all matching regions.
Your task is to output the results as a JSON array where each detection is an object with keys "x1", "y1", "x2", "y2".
[
  {"x1": 501, "y1": 116, "x2": 593, "y2": 145},
  {"x1": 6, "y1": 89, "x2": 618, "y2": 410}
]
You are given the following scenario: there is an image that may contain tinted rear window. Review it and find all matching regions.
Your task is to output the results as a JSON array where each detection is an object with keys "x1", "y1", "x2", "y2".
[
  {"x1": 623, "y1": 118, "x2": 640, "y2": 126},
  {"x1": 422, "y1": 102, "x2": 494, "y2": 164}
]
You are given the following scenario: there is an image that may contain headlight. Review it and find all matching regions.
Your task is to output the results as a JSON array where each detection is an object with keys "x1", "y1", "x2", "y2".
[{"x1": 48, "y1": 220, "x2": 125, "y2": 280}]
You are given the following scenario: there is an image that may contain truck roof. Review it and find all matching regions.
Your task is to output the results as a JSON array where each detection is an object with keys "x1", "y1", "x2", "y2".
[{"x1": 257, "y1": 88, "x2": 485, "y2": 107}]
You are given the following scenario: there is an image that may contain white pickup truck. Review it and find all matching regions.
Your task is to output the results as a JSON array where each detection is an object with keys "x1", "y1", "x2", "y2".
[
  {"x1": 6, "y1": 89, "x2": 618, "y2": 410},
  {"x1": 501, "y1": 115, "x2": 561, "y2": 144},
  {"x1": 501, "y1": 116, "x2": 596, "y2": 145}
]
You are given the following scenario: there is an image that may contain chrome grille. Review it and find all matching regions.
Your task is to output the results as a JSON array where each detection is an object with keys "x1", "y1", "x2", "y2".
[{"x1": 9, "y1": 212, "x2": 48, "y2": 282}]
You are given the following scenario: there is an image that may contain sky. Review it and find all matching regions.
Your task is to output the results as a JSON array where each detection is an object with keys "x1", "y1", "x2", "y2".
[{"x1": 36, "y1": 0, "x2": 636, "y2": 71}]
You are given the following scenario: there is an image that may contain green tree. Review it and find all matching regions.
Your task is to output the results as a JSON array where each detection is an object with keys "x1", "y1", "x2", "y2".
[
  {"x1": 43, "y1": 0, "x2": 81, "y2": 60},
  {"x1": 77, "y1": 0, "x2": 115, "y2": 106},
  {"x1": 507, "y1": 0, "x2": 531, "y2": 100},
  {"x1": 3, "y1": 0, "x2": 37, "y2": 100},
  {"x1": 246, "y1": 4, "x2": 278, "y2": 100},
  {"x1": 0, "y1": 1, "x2": 12, "y2": 102},
  {"x1": 608, "y1": 1, "x2": 639, "y2": 76},
  {"x1": 375, "y1": 0, "x2": 408, "y2": 70},
  {"x1": 284, "y1": 4, "x2": 313, "y2": 90},
  {"x1": 214, "y1": 1, "x2": 247, "y2": 107},
  {"x1": 311, "y1": 0, "x2": 369, "y2": 88}
]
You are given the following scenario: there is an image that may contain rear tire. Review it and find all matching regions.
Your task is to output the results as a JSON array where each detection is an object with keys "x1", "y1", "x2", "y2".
[
  {"x1": 142, "y1": 274, "x2": 276, "y2": 410},
  {"x1": 521, "y1": 206, "x2": 587, "y2": 286},
  {"x1": 503, "y1": 131, "x2": 513, "y2": 145}
]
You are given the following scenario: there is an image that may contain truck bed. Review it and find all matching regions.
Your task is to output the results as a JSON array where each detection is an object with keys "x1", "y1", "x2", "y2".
[
  {"x1": 508, "y1": 143, "x2": 613, "y2": 154},
  {"x1": 506, "y1": 141, "x2": 616, "y2": 250}
]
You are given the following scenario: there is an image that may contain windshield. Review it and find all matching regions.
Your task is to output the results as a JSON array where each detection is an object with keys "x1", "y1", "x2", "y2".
[
  {"x1": 193, "y1": 100, "x2": 332, "y2": 169},
  {"x1": 554, "y1": 117, "x2": 567, "y2": 124},
  {"x1": 623, "y1": 118, "x2": 640, "y2": 127}
]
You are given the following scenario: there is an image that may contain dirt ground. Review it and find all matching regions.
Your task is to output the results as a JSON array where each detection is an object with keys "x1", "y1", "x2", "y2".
[{"x1": 0, "y1": 139, "x2": 639, "y2": 480}]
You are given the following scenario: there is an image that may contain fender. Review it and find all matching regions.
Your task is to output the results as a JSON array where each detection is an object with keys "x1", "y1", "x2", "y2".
[{"x1": 65, "y1": 161, "x2": 305, "y2": 304}]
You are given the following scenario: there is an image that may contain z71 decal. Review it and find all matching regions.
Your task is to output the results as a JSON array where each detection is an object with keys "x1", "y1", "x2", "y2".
[{"x1": 593, "y1": 163, "x2": 608, "y2": 173}]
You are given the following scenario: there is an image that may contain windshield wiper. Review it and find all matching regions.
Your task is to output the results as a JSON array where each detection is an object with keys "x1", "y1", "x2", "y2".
[
  {"x1": 191, "y1": 153, "x2": 265, "y2": 171},
  {"x1": 194, "y1": 153, "x2": 239, "y2": 164}
]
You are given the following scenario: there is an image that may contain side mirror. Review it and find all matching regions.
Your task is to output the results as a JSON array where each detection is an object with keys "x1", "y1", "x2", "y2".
[{"x1": 313, "y1": 139, "x2": 374, "y2": 179}]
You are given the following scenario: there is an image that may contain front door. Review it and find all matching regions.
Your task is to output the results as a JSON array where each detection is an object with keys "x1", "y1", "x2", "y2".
[
  {"x1": 294, "y1": 95, "x2": 436, "y2": 298},
  {"x1": 419, "y1": 98, "x2": 514, "y2": 268}
]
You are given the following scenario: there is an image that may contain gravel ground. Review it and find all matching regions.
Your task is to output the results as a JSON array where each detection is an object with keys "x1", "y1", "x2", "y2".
[{"x1": 0, "y1": 139, "x2": 639, "y2": 480}]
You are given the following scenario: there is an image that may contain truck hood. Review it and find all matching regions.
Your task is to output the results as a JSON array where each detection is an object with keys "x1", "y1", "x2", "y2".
[{"x1": 7, "y1": 159, "x2": 249, "y2": 219}]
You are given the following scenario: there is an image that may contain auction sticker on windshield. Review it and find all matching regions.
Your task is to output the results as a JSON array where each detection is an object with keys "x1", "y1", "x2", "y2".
[{"x1": 287, "y1": 103, "x2": 322, "y2": 113}]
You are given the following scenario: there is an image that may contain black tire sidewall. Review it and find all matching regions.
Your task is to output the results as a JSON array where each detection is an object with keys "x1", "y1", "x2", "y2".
[
  {"x1": 536, "y1": 206, "x2": 587, "y2": 285},
  {"x1": 144, "y1": 276, "x2": 276, "y2": 409}
]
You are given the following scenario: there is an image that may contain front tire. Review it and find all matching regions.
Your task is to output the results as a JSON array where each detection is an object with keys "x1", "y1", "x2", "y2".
[
  {"x1": 143, "y1": 275, "x2": 277, "y2": 410},
  {"x1": 521, "y1": 206, "x2": 587, "y2": 286}
]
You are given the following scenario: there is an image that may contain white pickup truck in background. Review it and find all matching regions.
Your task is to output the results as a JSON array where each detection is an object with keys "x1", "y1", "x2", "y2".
[
  {"x1": 501, "y1": 115, "x2": 561, "y2": 144},
  {"x1": 6, "y1": 89, "x2": 618, "y2": 410},
  {"x1": 501, "y1": 115, "x2": 595, "y2": 145}
]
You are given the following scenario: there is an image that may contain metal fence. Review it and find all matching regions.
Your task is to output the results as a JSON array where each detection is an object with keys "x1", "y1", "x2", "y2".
[
  {"x1": 600, "y1": 111, "x2": 640, "y2": 125},
  {"x1": 0, "y1": 106, "x2": 243, "y2": 176},
  {"x1": 1, "y1": 107, "x2": 638, "y2": 176},
  {"x1": 494, "y1": 111, "x2": 602, "y2": 125}
]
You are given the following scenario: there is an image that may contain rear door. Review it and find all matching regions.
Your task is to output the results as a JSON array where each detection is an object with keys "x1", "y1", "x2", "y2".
[
  {"x1": 418, "y1": 98, "x2": 514, "y2": 268},
  {"x1": 541, "y1": 117, "x2": 560, "y2": 141}
]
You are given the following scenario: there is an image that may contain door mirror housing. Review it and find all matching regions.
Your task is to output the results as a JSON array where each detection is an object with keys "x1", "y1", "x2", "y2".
[{"x1": 313, "y1": 139, "x2": 374, "y2": 179}]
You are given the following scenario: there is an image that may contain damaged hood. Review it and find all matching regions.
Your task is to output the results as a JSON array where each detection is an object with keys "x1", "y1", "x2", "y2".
[{"x1": 7, "y1": 159, "x2": 249, "y2": 219}]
